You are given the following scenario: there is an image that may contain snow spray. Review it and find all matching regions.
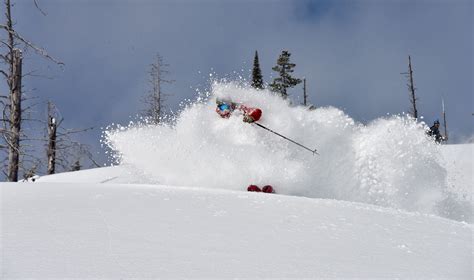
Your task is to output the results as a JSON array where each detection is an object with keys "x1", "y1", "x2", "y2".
[{"x1": 105, "y1": 82, "x2": 471, "y2": 223}]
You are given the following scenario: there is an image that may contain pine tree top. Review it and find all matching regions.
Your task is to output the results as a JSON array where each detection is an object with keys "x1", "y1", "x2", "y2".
[
  {"x1": 269, "y1": 50, "x2": 301, "y2": 98},
  {"x1": 251, "y1": 50, "x2": 264, "y2": 90}
]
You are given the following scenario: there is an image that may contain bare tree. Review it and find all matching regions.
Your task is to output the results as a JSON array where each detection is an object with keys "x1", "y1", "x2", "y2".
[
  {"x1": 1, "y1": 0, "x2": 22, "y2": 181},
  {"x1": 442, "y1": 98, "x2": 448, "y2": 143},
  {"x1": 45, "y1": 101, "x2": 99, "y2": 175},
  {"x1": 5, "y1": 49, "x2": 22, "y2": 181},
  {"x1": 1, "y1": 0, "x2": 63, "y2": 181},
  {"x1": 143, "y1": 53, "x2": 173, "y2": 124},
  {"x1": 302, "y1": 78, "x2": 316, "y2": 110},
  {"x1": 46, "y1": 101, "x2": 57, "y2": 174},
  {"x1": 402, "y1": 55, "x2": 418, "y2": 119},
  {"x1": 303, "y1": 78, "x2": 307, "y2": 106}
]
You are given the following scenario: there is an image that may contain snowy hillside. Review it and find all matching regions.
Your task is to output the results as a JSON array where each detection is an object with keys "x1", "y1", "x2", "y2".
[
  {"x1": 2, "y1": 181, "x2": 472, "y2": 278},
  {"x1": 1, "y1": 83, "x2": 472, "y2": 278}
]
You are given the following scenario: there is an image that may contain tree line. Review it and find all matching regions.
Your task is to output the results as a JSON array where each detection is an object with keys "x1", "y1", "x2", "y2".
[
  {"x1": 146, "y1": 48, "x2": 449, "y2": 145},
  {"x1": 252, "y1": 50, "x2": 303, "y2": 100}
]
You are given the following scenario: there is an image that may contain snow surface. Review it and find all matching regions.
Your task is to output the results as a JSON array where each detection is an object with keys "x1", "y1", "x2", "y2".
[
  {"x1": 36, "y1": 165, "x2": 142, "y2": 184},
  {"x1": 2, "y1": 82, "x2": 473, "y2": 278},
  {"x1": 1, "y1": 182, "x2": 472, "y2": 278}
]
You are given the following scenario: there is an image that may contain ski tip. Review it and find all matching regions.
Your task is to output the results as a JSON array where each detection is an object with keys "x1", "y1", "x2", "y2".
[{"x1": 313, "y1": 149, "x2": 319, "y2": 156}]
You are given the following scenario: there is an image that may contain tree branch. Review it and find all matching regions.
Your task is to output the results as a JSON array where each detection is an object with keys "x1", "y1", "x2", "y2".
[
  {"x1": 0, "y1": 69, "x2": 7, "y2": 79},
  {"x1": 5, "y1": 28, "x2": 64, "y2": 65},
  {"x1": 33, "y1": 0, "x2": 47, "y2": 16},
  {"x1": 57, "y1": 126, "x2": 94, "y2": 137},
  {"x1": 0, "y1": 54, "x2": 8, "y2": 62},
  {"x1": 23, "y1": 70, "x2": 55, "y2": 79}
]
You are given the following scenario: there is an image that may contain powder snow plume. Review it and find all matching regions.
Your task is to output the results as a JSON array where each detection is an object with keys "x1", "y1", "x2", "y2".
[{"x1": 105, "y1": 82, "x2": 471, "y2": 222}]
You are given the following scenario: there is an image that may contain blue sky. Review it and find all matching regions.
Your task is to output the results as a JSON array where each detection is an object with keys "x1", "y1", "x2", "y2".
[{"x1": 2, "y1": 0, "x2": 472, "y2": 167}]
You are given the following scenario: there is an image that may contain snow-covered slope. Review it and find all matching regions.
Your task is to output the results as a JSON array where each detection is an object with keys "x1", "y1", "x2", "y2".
[
  {"x1": 1, "y1": 182, "x2": 471, "y2": 278},
  {"x1": 36, "y1": 165, "x2": 144, "y2": 184}
]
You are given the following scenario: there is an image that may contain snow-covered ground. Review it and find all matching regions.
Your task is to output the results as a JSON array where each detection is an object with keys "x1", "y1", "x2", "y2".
[
  {"x1": 2, "y1": 181, "x2": 472, "y2": 278},
  {"x1": 1, "y1": 83, "x2": 472, "y2": 278}
]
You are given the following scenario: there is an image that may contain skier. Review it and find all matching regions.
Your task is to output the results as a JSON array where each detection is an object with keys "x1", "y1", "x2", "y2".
[
  {"x1": 216, "y1": 99, "x2": 262, "y2": 123},
  {"x1": 216, "y1": 99, "x2": 274, "y2": 193},
  {"x1": 428, "y1": 120, "x2": 444, "y2": 143}
]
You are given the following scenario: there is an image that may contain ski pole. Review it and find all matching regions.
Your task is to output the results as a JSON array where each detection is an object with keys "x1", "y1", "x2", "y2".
[{"x1": 253, "y1": 122, "x2": 318, "y2": 155}]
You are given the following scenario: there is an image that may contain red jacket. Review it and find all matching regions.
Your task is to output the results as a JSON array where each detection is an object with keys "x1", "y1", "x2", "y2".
[{"x1": 239, "y1": 105, "x2": 262, "y2": 123}]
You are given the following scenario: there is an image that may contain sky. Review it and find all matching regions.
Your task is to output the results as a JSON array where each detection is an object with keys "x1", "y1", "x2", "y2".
[{"x1": 2, "y1": 0, "x2": 473, "y2": 167}]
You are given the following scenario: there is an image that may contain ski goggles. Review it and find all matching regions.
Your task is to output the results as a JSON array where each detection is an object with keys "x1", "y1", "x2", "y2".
[{"x1": 218, "y1": 104, "x2": 230, "y2": 111}]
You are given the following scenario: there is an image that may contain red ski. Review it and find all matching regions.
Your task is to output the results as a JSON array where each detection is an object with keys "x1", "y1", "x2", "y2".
[{"x1": 247, "y1": 185, "x2": 275, "y2": 193}]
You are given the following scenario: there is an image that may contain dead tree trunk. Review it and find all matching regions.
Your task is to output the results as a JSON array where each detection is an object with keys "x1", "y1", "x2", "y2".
[
  {"x1": 6, "y1": 48, "x2": 22, "y2": 182},
  {"x1": 407, "y1": 55, "x2": 418, "y2": 119},
  {"x1": 303, "y1": 78, "x2": 307, "y2": 106},
  {"x1": 442, "y1": 99, "x2": 448, "y2": 143},
  {"x1": 46, "y1": 102, "x2": 57, "y2": 175}
]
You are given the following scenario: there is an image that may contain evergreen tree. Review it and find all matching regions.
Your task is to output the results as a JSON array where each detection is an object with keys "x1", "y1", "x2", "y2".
[
  {"x1": 71, "y1": 160, "x2": 81, "y2": 171},
  {"x1": 251, "y1": 50, "x2": 264, "y2": 89},
  {"x1": 269, "y1": 50, "x2": 301, "y2": 99}
]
